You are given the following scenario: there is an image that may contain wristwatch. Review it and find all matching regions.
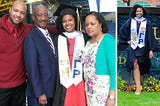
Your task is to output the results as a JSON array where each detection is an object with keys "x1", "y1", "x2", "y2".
[{"x1": 109, "y1": 95, "x2": 115, "y2": 100}]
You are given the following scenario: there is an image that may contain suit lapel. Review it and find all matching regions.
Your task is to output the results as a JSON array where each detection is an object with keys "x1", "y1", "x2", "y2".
[
  {"x1": 34, "y1": 26, "x2": 54, "y2": 53},
  {"x1": 49, "y1": 31, "x2": 58, "y2": 57}
]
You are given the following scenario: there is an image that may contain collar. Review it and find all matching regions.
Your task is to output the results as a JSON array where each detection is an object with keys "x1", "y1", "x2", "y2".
[
  {"x1": 5, "y1": 17, "x2": 21, "y2": 33},
  {"x1": 63, "y1": 31, "x2": 79, "y2": 38},
  {"x1": 36, "y1": 26, "x2": 48, "y2": 35},
  {"x1": 134, "y1": 17, "x2": 146, "y2": 22}
]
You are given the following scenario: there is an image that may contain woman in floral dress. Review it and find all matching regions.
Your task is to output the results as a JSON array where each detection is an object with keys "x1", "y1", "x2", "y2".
[{"x1": 83, "y1": 12, "x2": 116, "y2": 106}]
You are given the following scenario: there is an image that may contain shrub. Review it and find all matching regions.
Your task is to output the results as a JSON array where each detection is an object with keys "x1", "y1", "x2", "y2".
[
  {"x1": 118, "y1": 76, "x2": 160, "y2": 92},
  {"x1": 117, "y1": 76, "x2": 127, "y2": 91}
]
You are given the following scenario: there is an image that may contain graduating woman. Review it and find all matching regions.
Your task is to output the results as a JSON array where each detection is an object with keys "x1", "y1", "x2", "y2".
[
  {"x1": 52, "y1": 6, "x2": 88, "y2": 106},
  {"x1": 119, "y1": 4, "x2": 156, "y2": 95}
]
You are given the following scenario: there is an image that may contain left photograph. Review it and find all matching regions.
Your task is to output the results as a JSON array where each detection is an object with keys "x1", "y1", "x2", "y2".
[{"x1": 0, "y1": 0, "x2": 117, "y2": 106}]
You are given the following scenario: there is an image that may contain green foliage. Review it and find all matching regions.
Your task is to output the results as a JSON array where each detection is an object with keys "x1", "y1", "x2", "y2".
[
  {"x1": 117, "y1": 76, "x2": 127, "y2": 91},
  {"x1": 118, "y1": 76, "x2": 160, "y2": 92},
  {"x1": 142, "y1": 76, "x2": 160, "y2": 92}
]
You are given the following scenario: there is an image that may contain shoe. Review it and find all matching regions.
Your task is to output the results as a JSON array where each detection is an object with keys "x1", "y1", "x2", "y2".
[{"x1": 135, "y1": 86, "x2": 142, "y2": 95}]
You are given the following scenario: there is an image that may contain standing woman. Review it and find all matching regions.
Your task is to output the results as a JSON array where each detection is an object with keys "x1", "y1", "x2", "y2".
[
  {"x1": 119, "y1": 4, "x2": 156, "y2": 95},
  {"x1": 52, "y1": 7, "x2": 87, "y2": 106},
  {"x1": 83, "y1": 12, "x2": 116, "y2": 106}
]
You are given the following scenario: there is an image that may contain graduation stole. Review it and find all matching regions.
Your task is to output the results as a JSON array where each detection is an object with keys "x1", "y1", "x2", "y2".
[
  {"x1": 131, "y1": 18, "x2": 146, "y2": 50},
  {"x1": 58, "y1": 33, "x2": 84, "y2": 88}
]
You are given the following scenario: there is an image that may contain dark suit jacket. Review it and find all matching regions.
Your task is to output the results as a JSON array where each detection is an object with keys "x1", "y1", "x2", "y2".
[{"x1": 24, "y1": 26, "x2": 58, "y2": 98}]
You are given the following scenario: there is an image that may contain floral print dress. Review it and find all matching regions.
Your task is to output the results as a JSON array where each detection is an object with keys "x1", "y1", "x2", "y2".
[{"x1": 83, "y1": 38, "x2": 110, "y2": 106}]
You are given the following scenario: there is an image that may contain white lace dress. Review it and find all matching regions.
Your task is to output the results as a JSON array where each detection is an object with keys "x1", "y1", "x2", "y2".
[{"x1": 83, "y1": 39, "x2": 110, "y2": 106}]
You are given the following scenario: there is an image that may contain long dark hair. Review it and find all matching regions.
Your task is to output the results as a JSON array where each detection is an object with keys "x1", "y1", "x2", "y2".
[
  {"x1": 85, "y1": 11, "x2": 108, "y2": 33},
  {"x1": 130, "y1": 4, "x2": 148, "y2": 18}
]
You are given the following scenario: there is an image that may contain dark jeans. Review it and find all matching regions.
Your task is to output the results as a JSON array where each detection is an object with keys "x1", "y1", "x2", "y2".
[{"x1": 0, "y1": 82, "x2": 26, "y2": 106}]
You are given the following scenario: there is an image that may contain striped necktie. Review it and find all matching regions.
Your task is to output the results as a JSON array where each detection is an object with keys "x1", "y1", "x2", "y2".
[{"x1": 45, "y1": 31, "x2": 55, "y2": 54}]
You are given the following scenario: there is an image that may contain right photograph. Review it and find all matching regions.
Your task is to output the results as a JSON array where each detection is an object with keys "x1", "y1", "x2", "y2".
[{"x1": 117, "y1": 0, "x2": 160, "y2": 105}]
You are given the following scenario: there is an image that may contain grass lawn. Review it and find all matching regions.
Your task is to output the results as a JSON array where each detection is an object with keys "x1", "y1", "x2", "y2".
[{"x1": 118, "y1": 91, "x2": 160, "y2": 106}]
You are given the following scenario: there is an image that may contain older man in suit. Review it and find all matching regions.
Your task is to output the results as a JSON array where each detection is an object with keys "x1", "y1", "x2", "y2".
[{"x1": 23, "y1": 4, "x2": 58, "y2": 106}]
